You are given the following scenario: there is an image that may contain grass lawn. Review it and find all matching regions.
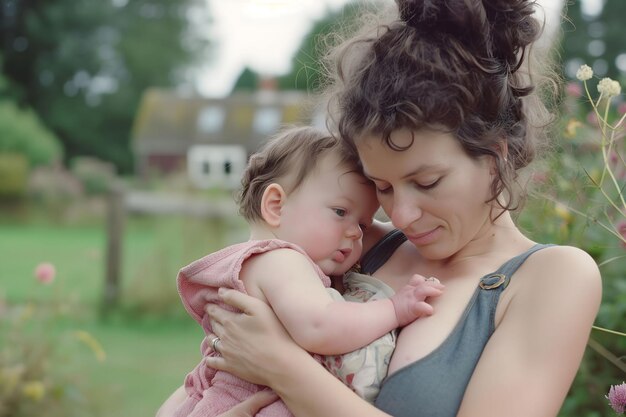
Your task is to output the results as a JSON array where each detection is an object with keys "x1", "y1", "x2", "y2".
[
  {"x1": 0, "y1": 215, "x2": 246, "y2": 416},
  {"x1": 76, "y1": 318, "x2": 200, "y2": 416}
]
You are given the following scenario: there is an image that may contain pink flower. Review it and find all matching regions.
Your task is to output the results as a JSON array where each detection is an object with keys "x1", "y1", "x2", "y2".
[
  {"x1": 587, "y1": 112, "x2": 599, "y2": 127},
  {"x1": 565, "y1": 82, "x2": 582, "y2": 98},
  {"x1": 619, "y1": 103, "x2": 626, "y2": 115},
  {"x1": 618, "y1": 221, "x2": 626, "y2": 249},
  {"x1": 606, "y1": 382, "x2": 626, "y2": 414},
  {"x1": 34, "y1": 262, "x2": 56, "y2": 284},
  {"x1": 531, "y1": 171, "x2": 547, "y2": 184}
]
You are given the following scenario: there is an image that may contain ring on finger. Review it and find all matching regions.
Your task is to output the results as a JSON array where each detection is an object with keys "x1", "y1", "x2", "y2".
[{"x1": 210, "y1": 336, "x2": 221, "y2": 354}]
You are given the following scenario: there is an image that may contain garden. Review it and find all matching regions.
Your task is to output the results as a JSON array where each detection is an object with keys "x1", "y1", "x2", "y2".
[
  {"x1": 1, "y1": 1, "x2": 626, "y2": 416},
  {"x1": 0, "y1": 212, "x2": 249, "y2": 417},
  {"x1": 1, "y1": 68, "x2": 625, "y2": 416}
]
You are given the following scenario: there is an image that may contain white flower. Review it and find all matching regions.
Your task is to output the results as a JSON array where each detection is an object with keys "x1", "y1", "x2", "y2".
[
  {"x1": 576, "y1": 64, "x2": 593, "y2": 81},
  {"x1": 597, "y1": 77, "x2": 621, "y2": 98}
]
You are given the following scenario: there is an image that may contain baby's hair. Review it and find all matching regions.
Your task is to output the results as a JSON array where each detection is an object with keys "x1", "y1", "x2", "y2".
[{"x1": 237, "y1": 125, "x2": 360, "y2": 223}]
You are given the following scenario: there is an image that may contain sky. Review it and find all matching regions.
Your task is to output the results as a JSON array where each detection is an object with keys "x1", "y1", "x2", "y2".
[
  {"x1": 197, "y1": 0, "x2": 352, "y2": 97},
  {"x1": 196, "y1": 0, "x2": 602, "y2": 97}
]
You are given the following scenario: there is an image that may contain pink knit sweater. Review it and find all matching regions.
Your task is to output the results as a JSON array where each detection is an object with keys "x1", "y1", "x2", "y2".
[{"x1": 174, "y1": 239, "x2": 330, "y2": 417}]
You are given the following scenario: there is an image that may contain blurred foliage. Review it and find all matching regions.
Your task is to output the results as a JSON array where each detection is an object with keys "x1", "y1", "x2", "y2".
[
  {"x1": 276, "y1": 2, "x2": 365, "y2": 92},
  {"x1": 0, "y1": 269, "x2": 107, "y2": 417},
  {"x1": 518, "y1": 71, "x2": 626, "y2": 416},
  {"x1": 233, "y1": 2, "x2": 367, "y2": 93},
  {"x1": 562, "y1": 0, "x2": 626, "y2": 81},
  {"x1": 232, "y1": 67, "x2": 259, "y2": 92},
  {"x1": 122, "y1": 214, "x2": 246, "y2": 319},
  {"x1": 0, "y1": 100, "x2": 63, "y2": 167},
  {"x1": 26, "y1": 164, "x2": 85, "y2": 221},
  {"x1": 0, "y1": 153, "x2": 28, "y2": 199},
  {"x1": 70, "y1": 156, "x2": 116, "y2": 196},
  {"x1": 0, "y1": 0, "x2": 210, "y2": 173}
]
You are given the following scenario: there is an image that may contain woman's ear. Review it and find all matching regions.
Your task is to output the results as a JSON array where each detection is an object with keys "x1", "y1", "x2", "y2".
[{"x1": 260, "y1": 183, "x2": 286, "y2": 227}]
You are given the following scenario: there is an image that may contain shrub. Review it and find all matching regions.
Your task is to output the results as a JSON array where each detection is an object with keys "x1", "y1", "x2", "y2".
[
  {"x1": 0, "y1": 101, "x2": 63, "y2": 168},
  {"x1": 70, "y1": 156, "x2": 117, "y2": 196},
  {"x1": 0, "y1": 153, "x2": 28, "y2": 199},
  {"x1": 521, "y1": 66, "x2": 626, "y2": 417},
  {"x1": 0, "y1": 263, "x2": 106, "y2": 417}
]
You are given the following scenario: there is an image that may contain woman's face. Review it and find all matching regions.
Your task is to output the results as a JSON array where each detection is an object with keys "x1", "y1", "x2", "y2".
[{"x1": 356, "y1": 128, "x2": 495, "y2": 260}]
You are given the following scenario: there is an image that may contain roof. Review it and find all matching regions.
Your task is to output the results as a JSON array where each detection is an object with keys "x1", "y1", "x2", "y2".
[{"x1": 132, "y1": 88, "x2": 321, "y2": 155}]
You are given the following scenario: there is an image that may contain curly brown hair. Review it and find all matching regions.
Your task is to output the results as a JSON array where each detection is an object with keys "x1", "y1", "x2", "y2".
[{"x1": 324, "y1": 0, "x2": 559, "y2": 212}]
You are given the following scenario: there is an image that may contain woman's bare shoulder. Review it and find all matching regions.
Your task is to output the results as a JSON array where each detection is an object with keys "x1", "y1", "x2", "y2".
[
  {"x1": 514, "y1": 244, "x2": 602, "y2": 306},
  {"x1": 529, "y1": 245, "x2": 600, "y2": 282}
]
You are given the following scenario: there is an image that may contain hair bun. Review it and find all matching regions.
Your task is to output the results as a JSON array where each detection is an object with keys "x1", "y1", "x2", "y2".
[
  {"x1": 397, "y1": 0, "x2": 441, "y2": 28},
  {"x1": 396, "y1": 0, "x2": 482, "y2": 35},
  {"x1": 396, "y1": 0, "x2": 541, "y2": 71}
]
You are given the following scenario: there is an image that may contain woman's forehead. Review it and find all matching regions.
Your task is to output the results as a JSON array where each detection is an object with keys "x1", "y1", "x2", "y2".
[
  {"x1": 357, "y1": 129, "x2": 459, "y2": 156},
  {"x1": 355, "y1": 129, "x2": 477, "y2": 177}
]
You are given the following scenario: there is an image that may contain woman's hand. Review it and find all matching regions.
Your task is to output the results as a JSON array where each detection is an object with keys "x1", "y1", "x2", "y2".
[
  {"x1": 204, "y1": 288, "x2": 304, "y2": 387},
  {"x1": 205, "y1": 289, "x2": 389, "y2": 417}
]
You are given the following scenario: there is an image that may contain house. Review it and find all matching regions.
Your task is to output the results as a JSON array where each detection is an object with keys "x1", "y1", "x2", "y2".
[{"x1": 131, "y1": 87, "x2": 322, "y2": 183}]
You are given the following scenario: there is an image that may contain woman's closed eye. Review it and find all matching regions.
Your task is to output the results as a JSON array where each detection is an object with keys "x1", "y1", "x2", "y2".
[{"x1": 415, "y1": 178, "x2": 441, "y2": 190}]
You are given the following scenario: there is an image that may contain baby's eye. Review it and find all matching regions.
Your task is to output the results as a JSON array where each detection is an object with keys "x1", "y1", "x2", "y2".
[{"x1": 333, "y1": 208, "x2": 346, "y2": 217}]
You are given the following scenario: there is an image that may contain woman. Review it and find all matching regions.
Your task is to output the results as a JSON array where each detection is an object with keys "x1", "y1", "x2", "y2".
[{"x1": 158, "y1": 0, "x2": 601, "y2": 416}]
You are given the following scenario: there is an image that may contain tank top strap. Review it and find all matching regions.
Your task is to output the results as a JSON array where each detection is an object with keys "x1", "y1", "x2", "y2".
[
  {"x1": 361, "y1": 229, "x2": 407, "y2": 275},
  {"x1": 479, "y1": 243, "x2": 555, "y2": 290}
]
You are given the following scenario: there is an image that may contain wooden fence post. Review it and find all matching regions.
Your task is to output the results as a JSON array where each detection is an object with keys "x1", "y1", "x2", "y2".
[{"x1": 102, "y1": 182, "x2": 125, "y2": 316}]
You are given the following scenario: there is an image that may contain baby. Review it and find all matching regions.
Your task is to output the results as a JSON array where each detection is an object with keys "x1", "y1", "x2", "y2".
[{"x1": 174, "y1": 126, "x2": 443, "y2": 417}]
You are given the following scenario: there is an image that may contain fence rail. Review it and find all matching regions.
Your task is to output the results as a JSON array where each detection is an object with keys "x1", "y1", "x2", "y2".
[{"x1": 103, "y1": 185, "x2": 236, "y2": 315}]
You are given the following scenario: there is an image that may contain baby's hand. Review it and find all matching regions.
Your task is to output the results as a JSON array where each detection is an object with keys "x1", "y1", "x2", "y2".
[{"x1": 390, "y1": 274, "x2": 444, "y2": 326}]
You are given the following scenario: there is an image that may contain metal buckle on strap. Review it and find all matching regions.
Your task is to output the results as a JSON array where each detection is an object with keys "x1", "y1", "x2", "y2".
[{"x1": 479, "y1": 273, "x2": 507, "y2": 290}]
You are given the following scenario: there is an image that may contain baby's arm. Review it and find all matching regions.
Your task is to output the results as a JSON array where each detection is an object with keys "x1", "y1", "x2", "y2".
[{"x1": 240, "y1": 249, "x2": 443, "y2": 355}]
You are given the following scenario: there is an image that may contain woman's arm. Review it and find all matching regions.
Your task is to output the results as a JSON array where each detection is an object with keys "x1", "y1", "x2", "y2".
[
  {"x1": 206, "y1": 289, "x2": 391, "y2": 417},
  {"x1": 457, "y1": 246, "x2": 602, "y2": 417},
  {"x1": 156, "y1": 385, "x2": 186, "y2": 417}
]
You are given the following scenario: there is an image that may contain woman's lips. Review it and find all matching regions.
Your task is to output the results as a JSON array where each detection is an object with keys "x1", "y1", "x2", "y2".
[{"x1": 405, "y1": 227, "x2": 441, "y2": 245}]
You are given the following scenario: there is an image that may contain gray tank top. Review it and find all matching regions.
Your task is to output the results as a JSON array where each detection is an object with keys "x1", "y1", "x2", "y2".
[{"x1": 360, "y1": 230, "x2": 552, "y2": 417}]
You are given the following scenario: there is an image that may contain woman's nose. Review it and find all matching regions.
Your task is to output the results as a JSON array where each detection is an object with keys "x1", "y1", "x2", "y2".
[{"x1": 390, "y1": 193, "x2": 422, "y2": 230}]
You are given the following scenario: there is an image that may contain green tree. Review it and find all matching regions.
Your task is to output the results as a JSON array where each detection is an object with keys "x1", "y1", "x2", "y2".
[
  {"x1": 0, "y1": 0, "x2": 210, "y2": 173},
  {"x1": 561, "y1": 0, "x2": 626, "y2": 80},
  {"x1": 231, "y1": 1, "x2": 367, "y2": 94},
  {"x1": 278, "y1": 2, "x2": 365, "y2": 92},
  {"x1": 232, "y1": 67, "x2": 260, "y2": 91}
]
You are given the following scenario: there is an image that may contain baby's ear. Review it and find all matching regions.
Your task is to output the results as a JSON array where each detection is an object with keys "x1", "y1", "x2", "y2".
[{"x1": 260, "y1": 183, "x2": 286, "y2": 227}]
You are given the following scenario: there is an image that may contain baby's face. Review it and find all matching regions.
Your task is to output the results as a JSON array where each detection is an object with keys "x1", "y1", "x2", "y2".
[{"x1": 277, "y1": 154, "x2": 379, "y2": 276}]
